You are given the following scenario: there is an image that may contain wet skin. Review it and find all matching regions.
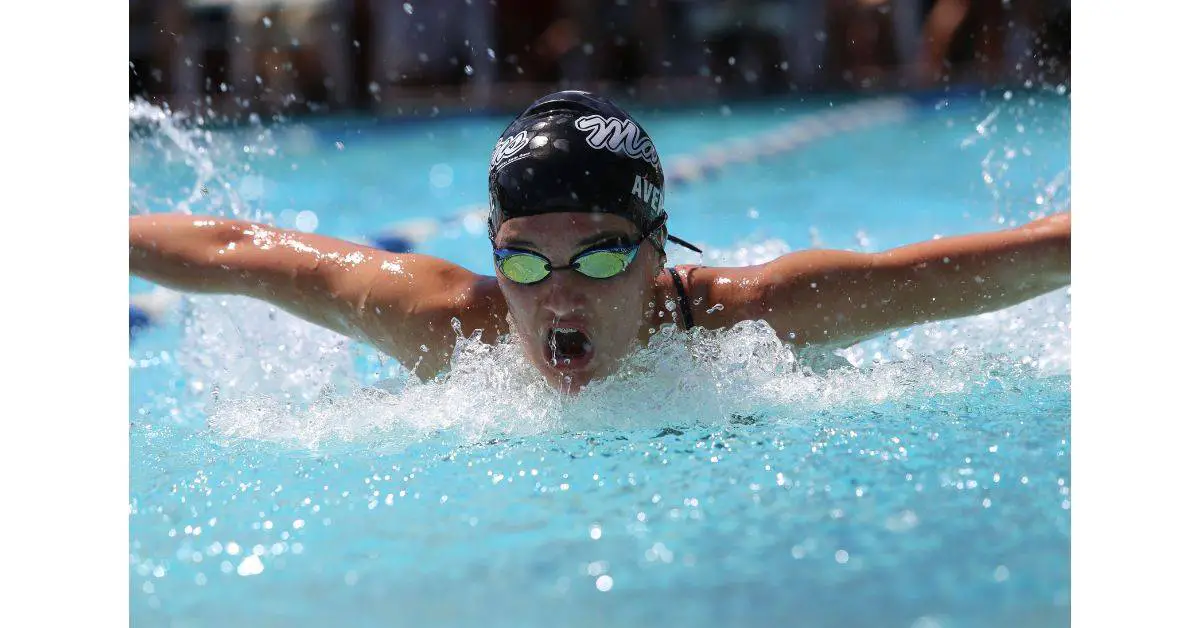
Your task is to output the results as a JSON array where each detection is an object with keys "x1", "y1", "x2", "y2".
[{"x1": 129, "y1": 212, "x2": 1070, "y2": 393}]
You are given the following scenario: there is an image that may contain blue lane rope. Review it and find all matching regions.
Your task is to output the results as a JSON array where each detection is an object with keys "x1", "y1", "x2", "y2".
[
  {"x1": 129, "y1": 289, "x2": 182, "y2": 339},
  {"x1": 368, "y1": 211, "x2": 488, "y2": 253},
  {"x1": 663, "y1": 97, "x2": 916, "y2": 190}
]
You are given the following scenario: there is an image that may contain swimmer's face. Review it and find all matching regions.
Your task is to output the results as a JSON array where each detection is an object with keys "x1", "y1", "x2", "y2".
[{"x1": 494, "y1": 212, "x2": 662, "y2": 394}]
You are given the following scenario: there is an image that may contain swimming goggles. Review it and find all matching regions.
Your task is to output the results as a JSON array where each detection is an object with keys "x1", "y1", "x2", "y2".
[{"x1": 494, "y1": 234, "x2": 650, "y2": 285}]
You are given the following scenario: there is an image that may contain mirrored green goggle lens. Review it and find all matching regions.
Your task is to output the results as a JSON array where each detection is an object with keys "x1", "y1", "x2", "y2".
[
  {"x1": 499, "y1": 253, "x2": 551, "y2": 284},
  {"x1": 498, "y1": 249, "x2": 634, "y2": 284},
  {"x1": 574, "y1": 250, "x2": 631, "y2": 278}
]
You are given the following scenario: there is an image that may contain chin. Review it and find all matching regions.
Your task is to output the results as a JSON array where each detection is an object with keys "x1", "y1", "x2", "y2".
[
  {"x1": 537, "y1": 362, "x2": 599, "y2": 395},
  {"x1": 533, "y1": 349, "x2": 623, "y2": 395}
]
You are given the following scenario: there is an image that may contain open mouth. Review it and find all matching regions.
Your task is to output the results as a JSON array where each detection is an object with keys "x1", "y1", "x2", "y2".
[{"x1": 546, "y1": 326, "x2": 595, "y2": 370}]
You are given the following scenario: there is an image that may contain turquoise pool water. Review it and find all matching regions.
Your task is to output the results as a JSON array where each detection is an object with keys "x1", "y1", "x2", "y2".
[{"x1": 129, "y1": 90, "x2": 1070, "y2": 627}]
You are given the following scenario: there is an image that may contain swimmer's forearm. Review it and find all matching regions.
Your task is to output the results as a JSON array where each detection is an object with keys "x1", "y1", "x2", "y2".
[
  {"x1": 130, "y1": 214, "x2": 243, "y2": 293},
  {"x1": 130, "y1": 214, "x2": 356, "y2": 292},
  {"x1": 130, "y1": 214, "x2": 372, "y2": 339},
  {"x1": 869, "y1": 212, "x2": 1071, "y2": 324},
  {"x1": 130, "y1": 214, "x2": 300, "y2": 294},
  {"x1": 758, "y1": 213, "x2": 1069, "y2": 346},
  {"x1": 129, "y1": 213, "x2": 379, "y2": 334}
]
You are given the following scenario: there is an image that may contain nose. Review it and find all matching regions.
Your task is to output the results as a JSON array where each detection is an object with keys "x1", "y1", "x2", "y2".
[{"x1": 540, "y1": 270, "x2": 588, "y2": 317}]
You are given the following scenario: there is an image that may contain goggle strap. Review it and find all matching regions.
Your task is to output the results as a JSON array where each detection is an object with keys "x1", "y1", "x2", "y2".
[
  {"x1": 667, "y1": 234, "x2": 703, "y2": 254},
  {"x1": 644, "y1": 215, "x2": 702, "y2": 255}
]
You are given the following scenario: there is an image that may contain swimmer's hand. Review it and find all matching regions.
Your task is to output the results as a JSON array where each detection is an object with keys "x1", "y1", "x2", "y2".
[
  {"x1": 129, "y1": 214, "x2": 505, "y2": 378},
  {"x1": 691, "y1": 212, "x2": 1070, "y2": 347}
]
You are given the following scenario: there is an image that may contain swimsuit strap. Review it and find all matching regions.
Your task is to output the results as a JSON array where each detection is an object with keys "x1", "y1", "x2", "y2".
[{"x1": 666, "y1": 266, "x2": 695, "y2": 331}]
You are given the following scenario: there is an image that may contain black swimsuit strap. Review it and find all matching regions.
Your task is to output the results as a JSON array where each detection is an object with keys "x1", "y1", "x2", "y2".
[{"x1": 666, "y1": 266, "x2": 695, "y2": 331}]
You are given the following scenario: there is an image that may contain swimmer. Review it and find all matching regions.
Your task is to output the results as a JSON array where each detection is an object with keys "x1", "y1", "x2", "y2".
[{"x1": 130, "y1": 90, "x2": 1070, "y2": 394}]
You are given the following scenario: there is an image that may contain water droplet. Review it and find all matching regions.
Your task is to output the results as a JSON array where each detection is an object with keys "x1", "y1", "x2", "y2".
[
  {"x1": 595, "y1": 575, "x2": 613, "y2": 592},
  {"x1": 429, "y1": 163, "x2": 454, "y2": 188},
  {"x1": 994, "y1": 565, "x2": 1010, "y2": 582},
  {"x1": 295, "y1": 211, "x2": 319, "y2": 233},
  {"x1": 237, "y1": 555, "x2": 264, "y2": 576}
]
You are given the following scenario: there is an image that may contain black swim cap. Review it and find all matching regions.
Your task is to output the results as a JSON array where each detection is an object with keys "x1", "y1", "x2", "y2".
[{"x1": 487, "y1": 90, "x2": 701, "y2": 254}]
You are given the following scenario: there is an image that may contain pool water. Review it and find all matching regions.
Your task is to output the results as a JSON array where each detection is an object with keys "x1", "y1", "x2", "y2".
[{"x1": 129, "y1": 90, "x2": 1070, "y2": 627}]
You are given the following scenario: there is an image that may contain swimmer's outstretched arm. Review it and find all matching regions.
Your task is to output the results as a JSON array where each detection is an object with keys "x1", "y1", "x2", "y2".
[
  {"x1": 129, "y1": 214, "x2": 506, "y2": 377},
  {"x1": 696, "y1": 213, "x2": 1070, "y2": 347}
]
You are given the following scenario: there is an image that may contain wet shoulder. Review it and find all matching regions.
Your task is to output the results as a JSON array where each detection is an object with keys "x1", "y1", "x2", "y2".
[
  {"x1": 671, "y1": 264, "x2": 769, "y2": 329},
  {"x1": 454, "y1": 272, "x2": 509, "y2": 342},
  {"x1": 379, "y1": 271, "x2": 507, "y2": 380}
]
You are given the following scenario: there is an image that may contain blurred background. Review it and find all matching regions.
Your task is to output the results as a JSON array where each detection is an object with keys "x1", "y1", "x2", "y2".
[{"x1": 130, "y1": 0, "x2": 1071, "y2": 119}]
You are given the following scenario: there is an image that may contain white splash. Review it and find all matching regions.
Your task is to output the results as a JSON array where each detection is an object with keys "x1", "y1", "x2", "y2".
[
  {"x1": 198, "y1": 293, "x2": 1069, "y2": 449},
  {"x1": 128, "y1": 99, "x2": 284, "y2": 222}
]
